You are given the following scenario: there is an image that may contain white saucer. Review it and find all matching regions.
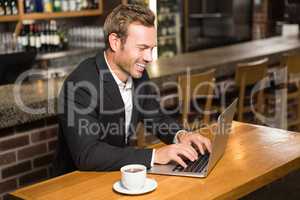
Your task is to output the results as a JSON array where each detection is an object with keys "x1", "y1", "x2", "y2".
[{"x1": 113, "y1": 178, "x2": 157, "y2": 195}]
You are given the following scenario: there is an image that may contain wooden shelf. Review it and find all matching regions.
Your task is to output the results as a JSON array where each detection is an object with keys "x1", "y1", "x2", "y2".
[
  {"x1": 0, "y1": 0, "x2": 103, "y2": 22},
  {"x1": 0, "y1": 15, "x2": 19, "y2": 22},
  {"x1": 0, "y1": 10, "x2": 102, "y2": 22},
  {"x1": 21, "y1": 10, "x2": 102, "y2": 20}
]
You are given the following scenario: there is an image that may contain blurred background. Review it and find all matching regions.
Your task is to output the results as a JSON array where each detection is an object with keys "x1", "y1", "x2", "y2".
[{"x1": 1, "y1": 1, "x2": 300, "y2": 199}]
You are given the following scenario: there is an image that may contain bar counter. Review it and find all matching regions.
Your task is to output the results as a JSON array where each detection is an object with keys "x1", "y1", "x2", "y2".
[
  {"x1": 0, "y1": 35, "x2": 300, "y2": 130},
  {"x1": 149, "y1": 35, "x2": 300, "y2": 79},
  {"x1": 0, "y1": 79, "x2": 63, "y2": 129}
]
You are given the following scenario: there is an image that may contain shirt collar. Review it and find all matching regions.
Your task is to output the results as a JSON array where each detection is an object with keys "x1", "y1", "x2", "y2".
[{"x1": 104, "y1": 52, "x2": 133, "y2": 89}]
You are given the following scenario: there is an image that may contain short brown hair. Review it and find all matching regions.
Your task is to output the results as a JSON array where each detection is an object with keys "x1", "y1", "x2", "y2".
[{"x1": 103, "y1": 4, "x2": 155, "y2": 50}]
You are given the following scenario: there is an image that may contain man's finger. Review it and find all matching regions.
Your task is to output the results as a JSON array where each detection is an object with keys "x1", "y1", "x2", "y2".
[
  {"x1": 189, "y1": 137, "x2": 204, "y2": 155},
  {"x1": 202, "y1": 138, "x2": 212, "y2": 153},
  {"x1": 180, "y1": 144, "x2": 198, "y2": 159},
  {"x1": 172, "y1": 155, "x2": 187, "y2": 168},
  {"x1": 176, "y1": 147, "x2": 196, "y2": 161}
]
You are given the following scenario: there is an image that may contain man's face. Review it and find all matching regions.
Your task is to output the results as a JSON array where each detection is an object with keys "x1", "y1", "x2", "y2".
[{"x1": 114, "y1": 23, "x2": 156, "y2": 79}]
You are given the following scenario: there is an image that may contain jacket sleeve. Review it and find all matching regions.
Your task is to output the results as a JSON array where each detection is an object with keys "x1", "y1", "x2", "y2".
[
  {"x1": 58, "y1": 80, "x2": 153, "y2": 171},
  {"x1": 138, "y1": 73, "x2": 184, "y2": 144}
]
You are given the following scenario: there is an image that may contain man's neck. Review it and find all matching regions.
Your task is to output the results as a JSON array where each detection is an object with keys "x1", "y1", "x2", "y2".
[{"x1": 104, "y1": 50, "x2": 129, "y2": 83}]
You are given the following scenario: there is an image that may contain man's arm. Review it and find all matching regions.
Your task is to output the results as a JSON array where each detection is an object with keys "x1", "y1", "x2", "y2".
[
  {"x1": 58, "y1": 82, "x2": 153, "y2": 171},
  {"x1": 138, "y1": 73, "x2": 183, "y2": 144},
  {"x1": 137, "y1": 72, "x2": 211, "y2": 167}
]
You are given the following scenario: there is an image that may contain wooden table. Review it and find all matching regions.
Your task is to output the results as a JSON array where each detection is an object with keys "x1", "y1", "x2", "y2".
[{"x1": 9, "y1": 122, "x2": 300, "y2": 200}]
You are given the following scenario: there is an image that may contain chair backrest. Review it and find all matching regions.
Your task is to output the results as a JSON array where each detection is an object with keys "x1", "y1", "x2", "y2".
[
  {"x1": 178, "y1": 69, "x2": 216, "y2": 126},
  {"x1": 234, "y1": 58, "x2": 268, "y2": 122},
  {"x1": 235, "y1": 58, "x2": 269, "y2": 86},
  {"x1": 281, "y1": 52, "x2": 300, "y2": 75}
]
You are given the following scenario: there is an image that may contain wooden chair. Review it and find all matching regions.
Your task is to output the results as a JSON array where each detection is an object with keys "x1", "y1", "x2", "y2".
[
  {"x1": 178, "y1": 69, "x2": 216, "y2": 129},
  {"x1": 281, "y1": 53, "x2": 300, "y2": 129},
  {"x1": 235, "y1": 58, "x2": 268, "y2": 122}
]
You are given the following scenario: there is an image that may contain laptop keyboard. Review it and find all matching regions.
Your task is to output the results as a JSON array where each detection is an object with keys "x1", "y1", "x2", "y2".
[{"x1": 172, "y1": 152, "x2": 210, "y2": 173}]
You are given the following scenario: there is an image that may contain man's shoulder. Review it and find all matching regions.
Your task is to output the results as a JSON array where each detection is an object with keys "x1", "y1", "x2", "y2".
[
  {"x1": 68, "y1": 57, "x2": 97, "y2": 81},
  {"x1": 59, "y1": 55, "x2": 100, "y2": 99}
]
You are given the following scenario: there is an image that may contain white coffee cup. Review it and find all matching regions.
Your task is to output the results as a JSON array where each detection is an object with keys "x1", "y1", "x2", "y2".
[{"x1": 120, "y1": 164, "x2": 147, "y2": 191}]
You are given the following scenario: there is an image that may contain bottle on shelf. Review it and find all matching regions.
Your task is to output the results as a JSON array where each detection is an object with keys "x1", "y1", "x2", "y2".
[
  {"x1": 24, "y1": 24, "x2": 30, "y2": 50},
  {"x1": 29, "y1": 0, "x2": 36, "y2": 13},
  {"x1": 75, "y1": 0, "x2": 82, "y2": 11},
  {"x1": 15, "y1": 21, "x2": 108, "y2": 54},
  {"x1": 45, "y1": 22, "x2": 52, "y2": 51},
  {"x1": 40, "y1": 23, "x2": 47, "y2": 52},
  {"x1": 17, "y1": 21, "x2": 60, "y2": 53},
  {"x1": 53, "y1": 0, "x2": 61, "y2": 12},
  {"x1": 11, "y1": 0, "x2": 18, "y2": 15},
  {"x1": 5, "y1": 0, "x2": 12, "y2": 15},
  {"x1": 24, "y1": 0, "x2": 30, "y2": 13},
  {"x1": 43, "y1": 0, "x2": 53, "y2": 12},
  {"x1": 82, "y1": 0, "x2": 87, "y2": 10},
  {"x1": 24, "y1": 0, "x2": 36, "y2": 13},
  {"x1": 50, "y1": 20, "x2": 60, "y2": 51},
  {"x1": 69, "y1": 0, "x2": 76, "y2": 11},
  {"x1": 18, "y1": 24, "x2": 28, "y2": 50},
  {"x1": 35, "y1": 24, "x2": 42, "y2": 51},
  {"x1": 61, "y1": 0, "x2": 69, "y2": 12},
  {"x1": 92, "y1": 0, "x2": 98, "y2": 9},
  {"x1": 35, "y1": 0, "x2": 43, "y2": 12},
  {"x1": 0, "y1": 0, "x2": 5, "y2": 16},
  {"x1": 29, "y1": 23, "x2": 36, "y2": 51},
  {"x1": 0, "y1": 0, "x2": 99, "y2": 16}
]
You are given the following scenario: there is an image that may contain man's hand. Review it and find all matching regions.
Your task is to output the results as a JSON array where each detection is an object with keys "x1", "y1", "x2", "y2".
[
  {"x1": 154, "y1": 144, "x2": 198, "y2": 168},
  {"x1": 177, "y1": 131, "x2": 212, "y2": 155},
  {"x1": 154, "y1": 131, "x2": 212, "y2": 168}
]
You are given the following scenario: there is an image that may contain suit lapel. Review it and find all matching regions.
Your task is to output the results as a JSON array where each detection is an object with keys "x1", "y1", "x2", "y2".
[
  {"x1": 95, "y1": 52, "x2": 125, "y2": 112},
  {"x1": 103, "y1": 81, "x2": 124, "y2": 111}
]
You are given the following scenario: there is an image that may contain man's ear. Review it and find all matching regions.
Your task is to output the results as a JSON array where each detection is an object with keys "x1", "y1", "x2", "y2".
[{"x1": 108, "y1": 33, "x2": 121, "y2": 52}]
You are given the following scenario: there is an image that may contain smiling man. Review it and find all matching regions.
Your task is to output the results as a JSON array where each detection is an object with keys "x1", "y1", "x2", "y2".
[{"x1": 53, "y1": 4, "x2": 211, "y2": 176}]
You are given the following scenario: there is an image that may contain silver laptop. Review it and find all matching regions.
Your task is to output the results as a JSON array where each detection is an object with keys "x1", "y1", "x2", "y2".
[{"x1": 148, "y1": 98, "x2": 238, "y2": 178}]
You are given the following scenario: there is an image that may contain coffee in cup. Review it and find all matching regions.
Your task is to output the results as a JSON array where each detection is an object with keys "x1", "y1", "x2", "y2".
[
  {"x1": 124, "y1": 168, "x2": 144, "y2": 173},
  {"x1": 120, "y1": 164, "x2": 146, "y2": 191}
]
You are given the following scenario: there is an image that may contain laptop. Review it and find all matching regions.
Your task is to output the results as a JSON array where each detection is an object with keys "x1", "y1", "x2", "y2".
[{"x1": 148, "y1": 98, "x2": 238, "y2": 178}]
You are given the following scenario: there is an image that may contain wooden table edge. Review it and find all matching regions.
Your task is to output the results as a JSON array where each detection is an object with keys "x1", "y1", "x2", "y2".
[
  {"x1": 217, "y1": 143, "x2": 300, "y2": 199},
  {"x1": 8, "y1": 171, "x2": 81, "y2": 200}
]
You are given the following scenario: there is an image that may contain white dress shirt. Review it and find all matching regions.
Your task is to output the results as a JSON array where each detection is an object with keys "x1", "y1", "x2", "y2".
[
  {"x1": 104, "y1": 53, "x2": 133, "y2": 143},
  {"x1": 104, "y1": 52, "x2": 184, "y2": 166}
]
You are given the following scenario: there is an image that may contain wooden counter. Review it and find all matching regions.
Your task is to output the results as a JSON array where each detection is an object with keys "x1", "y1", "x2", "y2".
[{"x1": 8, "y1": 122, "x2": 300, "y2": 200}]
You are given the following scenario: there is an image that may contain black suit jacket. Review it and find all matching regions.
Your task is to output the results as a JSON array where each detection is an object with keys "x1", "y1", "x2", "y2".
[{"x1": 53, "y1": 52, "x2": 182, "y2": 176}]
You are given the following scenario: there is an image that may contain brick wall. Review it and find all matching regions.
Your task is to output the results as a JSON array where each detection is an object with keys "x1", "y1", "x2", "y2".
[{"x1": 0, "y1": 118, "x2": 58, "y2": 200}]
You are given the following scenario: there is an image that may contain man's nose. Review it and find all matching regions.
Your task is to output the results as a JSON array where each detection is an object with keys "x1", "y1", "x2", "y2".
[{"x1": 143, "y1": 49, "x2": 153, "y2": 63}]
